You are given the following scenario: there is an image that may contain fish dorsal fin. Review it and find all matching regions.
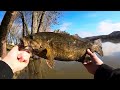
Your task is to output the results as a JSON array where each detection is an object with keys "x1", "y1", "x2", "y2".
[{"x1": 54, "y1": 30, "x2": 70, "y2": 35}]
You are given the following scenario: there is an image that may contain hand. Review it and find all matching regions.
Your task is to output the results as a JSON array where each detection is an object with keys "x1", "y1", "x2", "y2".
[
  {"x1": 2, "y1": 45, "x2": 30, "y2": 73},
  {"x1": 83, "y1": 49, "x2": 103, "y2": 74}
]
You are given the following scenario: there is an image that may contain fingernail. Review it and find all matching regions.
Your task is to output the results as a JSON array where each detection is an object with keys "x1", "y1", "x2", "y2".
[
  {"x1": 87, "y1": 49, "x2": 90, "y2": 52},
  {"x1": 83, "y1": 62, "x2": 87, "y2": 64}
]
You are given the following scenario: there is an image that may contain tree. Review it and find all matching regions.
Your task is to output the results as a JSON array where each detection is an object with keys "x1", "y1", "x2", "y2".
[
  {"x1": 7, "y1": 23, "x2": 21, "y2": 45},
  {"x1": 31, "y1": 11, "x2": 61, "y2": 34},
  {"x1": 0, "y1": 11, "x2": 18, "y2": 58},
  {"x1": 6, "y1": 11, "x2": 61, "y2": 49},
  {"x1": 7, "y1": 11, "x2": 32, "y2": 45},
  {"x1": 41, "y1": 11, "x2": 61, "y2": 32},
  {"x1": 20, "y1": 11, "x2": 30, "y2": 37},
  {"x1": 37, "y1": 11, "x2": 45, "y2": 33},
  {"x1": 0, "y1": 11, "x2": 61, "y2": 79}
]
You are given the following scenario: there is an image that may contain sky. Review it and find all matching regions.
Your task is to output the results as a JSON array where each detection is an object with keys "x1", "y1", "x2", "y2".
[
  {"x1": 0, "y1": 11, "x2": 5, "y2": 22},
  {"x1": 1, "y1": 11, "x2": 120, "y2": 38},
  {"x1": 52, "y1": 11, "x2": 120, "y2": 37}
]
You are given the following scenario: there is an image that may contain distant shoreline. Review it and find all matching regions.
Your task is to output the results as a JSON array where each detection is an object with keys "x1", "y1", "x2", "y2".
[{"x1": 84, "y1": 31, "x2": 120, "y2": 43}]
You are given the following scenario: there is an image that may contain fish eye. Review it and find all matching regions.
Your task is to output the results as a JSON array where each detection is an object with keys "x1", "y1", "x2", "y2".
[
  {"x1": 40, "y1": 46, "x2": 42, "y2": 48},
  {"x1": 100, "y1": 46, "x2": 102, "y2": 49}
]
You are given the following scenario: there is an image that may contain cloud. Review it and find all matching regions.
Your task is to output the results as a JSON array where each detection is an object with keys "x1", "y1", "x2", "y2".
[
  {"x1": 57, "y1": 19, "x2": 120, "y2": 38},
  {"x1": 59, "y1": 22, "x2": 72, "y2": 31},
  {"x1": 76, "y1": 19, "x2": 120, "y2": 38},
  {"x1": 97, "y1": 20, "x2": 120, "y2": 35},
  {"x1": 77, "y1": 31, "x2": 94, "y2": 38}
]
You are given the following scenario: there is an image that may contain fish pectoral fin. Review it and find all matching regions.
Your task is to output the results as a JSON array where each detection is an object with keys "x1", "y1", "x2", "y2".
[{"x1": 46, "y1": 59, "x2": 54, "y2": 69}]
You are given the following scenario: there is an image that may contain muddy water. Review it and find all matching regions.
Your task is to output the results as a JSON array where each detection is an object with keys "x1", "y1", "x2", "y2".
[{"x1": 14, "y1": 41, "x2": 120, "y2": 79}]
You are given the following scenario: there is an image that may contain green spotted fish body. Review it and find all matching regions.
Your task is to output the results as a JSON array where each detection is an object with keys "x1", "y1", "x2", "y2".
[{"x1": 20, "y1": 32, "x2": 103, "y2": 68}]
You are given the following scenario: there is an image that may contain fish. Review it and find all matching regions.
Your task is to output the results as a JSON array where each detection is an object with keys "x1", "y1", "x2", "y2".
[{"x1": 19, "y1": 32, "x2": 103, "y2": 69}]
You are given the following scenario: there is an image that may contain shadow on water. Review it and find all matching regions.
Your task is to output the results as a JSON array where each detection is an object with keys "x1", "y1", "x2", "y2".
[{"x1": 14, "y1": 39, "x2": 120, "y2": 79}]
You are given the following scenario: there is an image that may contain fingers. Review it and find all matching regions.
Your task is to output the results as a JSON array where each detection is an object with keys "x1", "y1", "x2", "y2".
[
  {"x1": 86, "y1": 49, "x2": 103, "y2": 65},
  {"x1": 17, "y1": 51, "x2": 30, "y2": 63},
  {"x1": 83, "y1": 60, "x2": 92, "y2": 65},
  {"x1": 87, "y1": 49, "x2": 96, "y2": 58},
  {"x1": 5, "y1": 45, "x2": 19, "y2": 58},
  {"x1": 10, "y1": 45, "x2": 19, "y2": 52}
]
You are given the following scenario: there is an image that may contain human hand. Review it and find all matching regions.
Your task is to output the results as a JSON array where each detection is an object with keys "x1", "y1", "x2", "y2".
[
  {"x1": 83, "y1": 49, "x2": 103, "y2": 75},
  {"x1": 2, "y1": 45, "x2": 30, "y2": 73}
]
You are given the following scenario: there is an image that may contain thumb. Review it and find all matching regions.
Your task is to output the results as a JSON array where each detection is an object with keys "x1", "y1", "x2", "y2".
[
  {"x1": 6, "y1": 45, "x2": 19, "y2": 57},
  {"x1": 86, "y1": 49, "x2": 103, "y2": 65},
  {"x1": 10, "y1": 45, "x2": 19, "y2": 53},
  {"x1": 16, "y1": 61, "x2": 29, "y2": 72}
]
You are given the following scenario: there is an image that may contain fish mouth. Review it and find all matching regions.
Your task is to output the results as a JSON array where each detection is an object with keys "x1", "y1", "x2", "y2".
[
  {"x1": 18, "y1": 38, "x2": 32, "y2": 54},
  {"x1": 18, "y1": 38, "x2": 25, "y2": 50},
  {"x1": 99, "y1": 51, "x2": 103, "y2": 56},
  {"x1": 95, "y1": 47, "x2": 104, "y2": 57},
  {"x1": 96, "y1": 51, "x2": 103, "y2": 57}
]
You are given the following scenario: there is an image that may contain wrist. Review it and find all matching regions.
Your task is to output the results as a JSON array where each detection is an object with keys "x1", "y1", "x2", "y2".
[
  {"x1": 2, "y1": 58, "x2": 15, "y2": 73},
  {"x1": 0, "y1": 60, "x2": 14, "y2": 78}
]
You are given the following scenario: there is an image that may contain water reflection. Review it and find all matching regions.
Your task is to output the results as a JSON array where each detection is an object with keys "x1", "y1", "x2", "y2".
[
  {"x1": 102, "y1": 42, "x2": 120, "y2": 56},
  {"x1": 102, "y1": 42, "x2": 120, "y2": 69}
]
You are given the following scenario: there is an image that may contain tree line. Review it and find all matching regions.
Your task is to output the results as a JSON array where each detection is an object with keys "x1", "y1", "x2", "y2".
[{"x1": 0, "y1": 11, "x2": 61, "y2": 58}]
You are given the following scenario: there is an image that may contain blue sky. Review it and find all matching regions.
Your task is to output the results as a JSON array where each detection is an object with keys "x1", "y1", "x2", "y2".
[
  {"x1": 1, "y1": 11, "x2": 120, "y2": 38},
  {"x1": 52, "y1": 11, "x2": 120, "y2": 37},
  {"x1": 0, "y1": 11, "x2": 5, "y2": 23}
]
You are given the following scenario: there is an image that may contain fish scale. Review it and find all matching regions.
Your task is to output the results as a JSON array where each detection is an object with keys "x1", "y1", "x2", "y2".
[{"x1": 19, "y1": 32, "x2": 104, "y2": 69}]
